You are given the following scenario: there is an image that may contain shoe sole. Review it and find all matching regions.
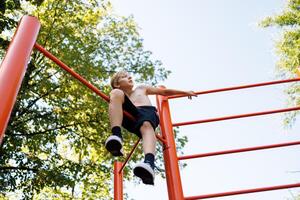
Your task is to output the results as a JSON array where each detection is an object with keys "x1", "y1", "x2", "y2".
[
  {"x1": 133, "y1": 166, "x2": 154, "y2": 185},
  {"x1": 105, "y1": 140, "x2": 123, "y2": 156}
]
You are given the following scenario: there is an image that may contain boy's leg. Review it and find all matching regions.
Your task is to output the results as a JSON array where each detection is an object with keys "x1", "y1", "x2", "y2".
[
  {"x1": 109, "y1": 89, "x2": 124, "y2": 129},
  {"x1": 140, "y1": 122, "x2": 156, "y2": 160},
  {"x1": 105, "y1": 89, "x2": 125, "y2": 156},
  {"x1": 133, "y1": 121, "x2": 156, "y2": 185}
]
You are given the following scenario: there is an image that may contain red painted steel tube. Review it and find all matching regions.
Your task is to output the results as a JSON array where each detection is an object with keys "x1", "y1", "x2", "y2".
[
  {"x1": 34, "y1": 43, "x2": 109, "y2": 101},
  {"x1": 34, "y1": 43, "x2": 136, "y2": 121},
  {"x1": 178, "y1": 140, "x2": 300, "y2": 160},
  {"x1": 0, "y1": 16, "x2": 40, "y2": 144},
  {"x1": 114, "y1": 161, "x2": 123, "y2": 200},
  {"x1": 169, "y1": 78, "x2": 300, "y2": 99},
  {"x1": 119, "y1": 138, "x2": 141, "y2": 173},
  {"x1": 184, "y1": 182, "x2": 300, "y2": 199},
  {"x1": 156, "y1": 133, "x2": 167, "y2": 144},
  {"x1": 156, "y1": 86, "x2": 184, "y2": 200},
  {"x1": 173, "y1": 106, "x2": 300, "y2": 127},
  {"x1": 119, "y1": 134, "x2": 167, "y2": 173}
]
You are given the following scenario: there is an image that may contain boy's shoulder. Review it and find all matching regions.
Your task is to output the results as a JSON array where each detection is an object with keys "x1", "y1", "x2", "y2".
[
  {"x1": 134, "y1": 85, "x2": 153, "y2": 94},
  {"x1": 135, "y1": 84, "x2": 149, "y2": 90}
]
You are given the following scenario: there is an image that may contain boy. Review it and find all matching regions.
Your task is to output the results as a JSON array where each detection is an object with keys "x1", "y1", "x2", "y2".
[{"x1": 105, "y1": 71, "x2": 196, "y2": 185}]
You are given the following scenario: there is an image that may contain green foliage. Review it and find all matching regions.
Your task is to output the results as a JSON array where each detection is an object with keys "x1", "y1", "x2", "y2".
[
  {"x1": 0, "y1": 0, "x2": 184, "y2": 199},
  {"x1": 260, "y1": 0, "x2": 300, "y2": 126}
]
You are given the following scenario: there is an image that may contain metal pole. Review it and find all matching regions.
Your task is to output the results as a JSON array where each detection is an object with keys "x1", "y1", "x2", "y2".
[
  {"x1": 178, "y1": 140, "x2": 300, "y2": 160},
  {"x1": 185, "y1": 182, "x2": 300, "y2": 199},
  {"x1": 168, "y1": 78, "x2": 300, "y2": 99},
  {"x1": 114, "y1": 161, "x2": 123, "y2": 200},
  {"x1": 119, "y1": 139, "x2": 140, "y2": 173},
  {"x1": 0, "y1": 16, "x2": 40, "y2": 144},
  {"x1": 173, "y1": 106, "x2": 300, "y2": 127},
  {"x1": 156, "y1": 86, "x2": 184, "y2": 200}
]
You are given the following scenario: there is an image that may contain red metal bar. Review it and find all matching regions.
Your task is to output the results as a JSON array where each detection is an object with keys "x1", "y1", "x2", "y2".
[
  {"x1": 173, "y1": 106, "x2": 300, "y2": 127},
  {"x1": 114, "y1": 161, "x2": 123, "y2": 200},
  {"x1": 185, "y1": 182, "x2": 300, "y2": 199},
  {"x1": 119, "y1": 138, "x2": 141, "y2": 173},
  {"x1": 118, "y1": 134, "x2": 167, "y2": 173},
  {"x1": 34, "y1": 43, "x2": 109, "y2": 101},
  {"x1": 169, "y1": 78, "x2": 300, "y2": 99},
  {"x1": 33, "y1": 43, "x2": 136, "y2": 121},
  {"x1": 0, "y1": 16, "x2": 40, "y2": 144},
  {"x1": 178, "y1": 140, "x2": 300, "y2": 160},
  {"x1": 156, "y1": 133, "x2": 167, "y2": 145},
  {"x1": 156, "y1": 86, "x2": 184, "y2": 200}
]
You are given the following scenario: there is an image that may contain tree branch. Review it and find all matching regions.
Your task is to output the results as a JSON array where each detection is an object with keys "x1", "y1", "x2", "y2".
[
  {"x1": 17, "y1": 85, "x2": 60, "y2": 117},
  {"x1": 0, "y1": 166, "x2": 38, "y2": 172},
  {"x1": 29, "y1": 70, "x2": 60, "y2": 89},
  {"x1": 9, "y1": 120, "x2": 98, "y2": 137}
]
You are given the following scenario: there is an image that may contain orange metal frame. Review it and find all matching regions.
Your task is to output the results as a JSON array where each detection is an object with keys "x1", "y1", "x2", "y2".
[
  {"x1": 1, "y1": 16, "x2": 300, "y2": 199},
  {"x1": 0, "y1": 16, "x2": 40, "y2": 143},
  {"x1": 160, "y1": 78, "x2": 300, "y2": 199},
  {"x1": 156, "y1": 86, "x2": 185, "y2": 199}
]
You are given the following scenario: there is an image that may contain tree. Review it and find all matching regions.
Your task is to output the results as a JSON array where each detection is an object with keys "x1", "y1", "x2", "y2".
[
  {"x1": 260, "y1": 0, "x2": 300, "y2": 126},
  {"x1": 0, "y1": 0, "x2": 187, "y2": 199}
]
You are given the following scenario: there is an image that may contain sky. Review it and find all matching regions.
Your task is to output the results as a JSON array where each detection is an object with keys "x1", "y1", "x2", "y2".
[{"x1": 110, "y1": 0, "x2": 300, "y2": 200}]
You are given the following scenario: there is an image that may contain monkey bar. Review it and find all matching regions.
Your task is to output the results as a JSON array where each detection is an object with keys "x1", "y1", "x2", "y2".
[
  {"x1": 173, "y1": 106, "x2": 300, "y2": 127},
  {"x1": 184, "y1": 183, "x2": 300, "y2": 200},
  {"x1": 178, "y1": 140, "x2": 300, "y2": 160},
  {"x1": 1, "y1": 16, "x2": 300, "y2": 200},
  {"x1": 168, "y1": 77, "x2": 300, "y2": 99}
]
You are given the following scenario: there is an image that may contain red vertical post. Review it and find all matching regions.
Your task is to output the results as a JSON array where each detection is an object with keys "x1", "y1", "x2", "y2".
[
  {"x1": 114, "y1": 161, "x2": 123, "y2": 200},
  {"x1": 0, "y1": 16, "x2": 40, "y2": 144},
  {"x1": 156, "y1": 86, "x2": 184, "y2": 200}
]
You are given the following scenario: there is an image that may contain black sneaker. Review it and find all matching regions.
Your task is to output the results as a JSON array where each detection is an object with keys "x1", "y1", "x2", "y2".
[
  {"x1": 133, "y1": 162, "x2": 155, "y2": 185},
  {"x1": 105, "y1": 135, "x2": 123, "y2": 156}
]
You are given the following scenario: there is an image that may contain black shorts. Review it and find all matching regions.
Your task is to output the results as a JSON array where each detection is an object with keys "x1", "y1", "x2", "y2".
[{"x1": 122, "y1": 95, "x2": 160, "y2": 138}]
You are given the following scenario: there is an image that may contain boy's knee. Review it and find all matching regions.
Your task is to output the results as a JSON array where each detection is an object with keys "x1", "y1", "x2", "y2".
[
  {"x1": 110, "y1": 89, "x2": 124, "y2": 100},
  {"x1": 140, "y1": 121, "x2": 153, "y2": 130}
]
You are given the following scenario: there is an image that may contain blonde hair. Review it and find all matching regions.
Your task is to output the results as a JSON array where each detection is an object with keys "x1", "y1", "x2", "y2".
[{"x1": 110, "y1": 71, "x2": 128, "y2": 89}]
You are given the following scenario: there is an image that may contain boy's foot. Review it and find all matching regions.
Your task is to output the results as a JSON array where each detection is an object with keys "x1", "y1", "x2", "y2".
[
  {"x1": 105, "y1": 135, "x2": 123, "y2": 156},
  {"x1": 133, "y1": 162, "x2": 155, "y2": 185}
]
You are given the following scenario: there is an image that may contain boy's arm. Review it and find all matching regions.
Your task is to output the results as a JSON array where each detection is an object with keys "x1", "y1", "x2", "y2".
[{"x1": 145, "y1": 85, "x2": 197, "y2": 98}]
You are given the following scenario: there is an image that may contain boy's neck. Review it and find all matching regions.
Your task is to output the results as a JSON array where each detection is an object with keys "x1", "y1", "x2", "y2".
[{"x1": 122, "y1": 87, "x2": 134, "y2": 96}]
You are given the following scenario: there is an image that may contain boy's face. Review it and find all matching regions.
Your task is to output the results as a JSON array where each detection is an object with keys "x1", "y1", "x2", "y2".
[{"x1": 115, "y1": 72, "x2": 134, "y2": 89}]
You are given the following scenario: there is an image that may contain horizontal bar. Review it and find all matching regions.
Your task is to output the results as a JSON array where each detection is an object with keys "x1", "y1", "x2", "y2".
[
  {"x1": 173, "y1": 106, "x2": 300, "y2": 127},
  {"x1": 34, "y1": 43, "x2": 110, "y2": 102},
  {"x1": 184, "y1": 182, "x2": 300, "y2": 199},
  {"x1": 169, "y1": 78, "x2": 300, "y2": 99},
  {"x1": 34, "y1": 43, "x2": 135, "y2": 121},
  {"x1": 178, "y1": 140, "x2": 300, "y2": 160}
]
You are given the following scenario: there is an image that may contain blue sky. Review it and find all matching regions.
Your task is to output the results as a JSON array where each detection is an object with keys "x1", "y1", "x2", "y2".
[{"x1": 110, "y1": 0, "x2": 300, "y2": 199}]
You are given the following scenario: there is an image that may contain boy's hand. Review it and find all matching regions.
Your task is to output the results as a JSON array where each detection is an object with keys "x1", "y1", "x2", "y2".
[{"x1": 186, "y1": 91, "x2": 197, "y2": 99}]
